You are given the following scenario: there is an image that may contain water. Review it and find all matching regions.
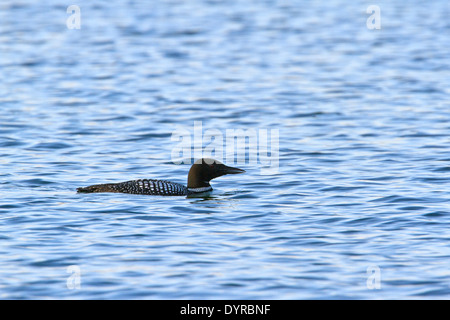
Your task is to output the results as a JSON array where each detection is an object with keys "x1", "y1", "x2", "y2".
[{"x1": 1, "y1": 0, "x2": 449, "y2": 299}]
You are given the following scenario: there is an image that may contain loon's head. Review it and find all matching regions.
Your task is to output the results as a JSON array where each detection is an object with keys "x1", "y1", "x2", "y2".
[{"x1": 187, "y1": 158, "x2": 245, "y2": 189}]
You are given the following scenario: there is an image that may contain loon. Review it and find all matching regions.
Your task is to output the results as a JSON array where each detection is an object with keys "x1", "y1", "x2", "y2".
[{"x1": 77, "y1": 158, "x2": 245, "y2": 196}]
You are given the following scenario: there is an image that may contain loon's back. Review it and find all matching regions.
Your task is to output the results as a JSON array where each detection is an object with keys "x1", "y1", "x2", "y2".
[{"x1": 77, "y1": 179, "x2": 189, "y2": 196}]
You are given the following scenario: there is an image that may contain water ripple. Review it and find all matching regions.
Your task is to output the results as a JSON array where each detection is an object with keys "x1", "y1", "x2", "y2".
[{"x1": 1, "y1": 0, "x2": 449, "y2": 300}]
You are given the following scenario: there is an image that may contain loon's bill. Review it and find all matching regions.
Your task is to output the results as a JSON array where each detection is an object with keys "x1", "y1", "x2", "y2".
[{"x1": 77, "y1": 158, "x2": 245, "y2": 196}]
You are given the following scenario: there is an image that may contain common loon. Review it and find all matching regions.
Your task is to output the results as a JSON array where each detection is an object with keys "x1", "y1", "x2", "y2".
[{"x1": 77, "y1": 158, "x2": 245, "y2": 196}]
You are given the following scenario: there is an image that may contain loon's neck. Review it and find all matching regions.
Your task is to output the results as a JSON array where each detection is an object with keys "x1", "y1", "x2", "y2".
[
  {"x1": 187, "y1": 176, "x2": 211, "y2": 189},
  {"x1": 187, "y1": 185, "x2": 213, "y2": 194},
  {"x1": 187, "y1": 162, "x2": 211, "y2": 189},
  {"x1": 187, "y1": 177, "x2": 212, "y2": 193}
]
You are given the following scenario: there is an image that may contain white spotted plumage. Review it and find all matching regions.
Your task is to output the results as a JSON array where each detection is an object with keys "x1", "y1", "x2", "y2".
[{"x1": 110, "y1": 179, "x2": 189, "y2": 196}]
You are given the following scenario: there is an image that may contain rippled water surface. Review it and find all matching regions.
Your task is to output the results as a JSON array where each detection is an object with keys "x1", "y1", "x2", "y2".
[{"x1": 1, "y1": 0, "x2": 449, "y2": 299}]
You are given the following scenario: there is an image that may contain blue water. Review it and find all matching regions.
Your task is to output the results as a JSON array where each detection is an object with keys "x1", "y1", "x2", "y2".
[{"x1": 1, "y1": 0, "x2": 449, "y2": 299}]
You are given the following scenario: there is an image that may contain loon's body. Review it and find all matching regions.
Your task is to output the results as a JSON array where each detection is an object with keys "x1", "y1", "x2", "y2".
[{"x1": 77, "y1": 158, "x2": 245, "y2": 196}]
